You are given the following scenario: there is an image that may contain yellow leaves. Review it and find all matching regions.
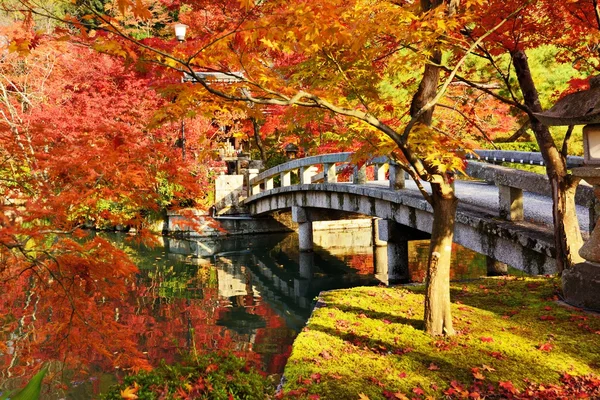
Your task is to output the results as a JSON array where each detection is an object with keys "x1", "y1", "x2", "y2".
[
  {"x1": 260, "y1": 38, "x2": 278, "y2": 50},
  {"x1": 408, "y1": 123, "x2": 468, "y2": 175},
  {"x1": 120, "y1": 382, "x2": 140, "y2": 399},
  {"x1": 358, "y1": 394, "x2": 370, "y2": 400},
  {"x1": 239, "y1": 0, "x2": 255, "y2": 9},
  {"x1": 8, "y1": 39, "x2": 31, "y2": 56}
]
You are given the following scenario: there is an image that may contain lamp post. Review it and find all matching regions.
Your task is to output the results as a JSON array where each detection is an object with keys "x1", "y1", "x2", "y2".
[
  {"x1": 534, "y1": 75, "x2": 600, "y2": 310},
  {"x1": 174, "y1": 23, "x2": 188, "y2": 159}
]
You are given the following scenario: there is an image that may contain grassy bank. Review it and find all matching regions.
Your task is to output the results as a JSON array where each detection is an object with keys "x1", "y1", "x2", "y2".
[{"x1": 280, "y1": 277, "x2": 600, "y2": 399}]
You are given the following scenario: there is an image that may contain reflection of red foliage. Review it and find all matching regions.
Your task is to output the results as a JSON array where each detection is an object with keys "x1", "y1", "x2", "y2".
[{"x1": 346, "y1": 254, "x2": 375, "y2": 275}]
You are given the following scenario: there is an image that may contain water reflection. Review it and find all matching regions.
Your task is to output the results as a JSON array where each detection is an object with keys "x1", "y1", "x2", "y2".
[{"x1": 1, "y1": 227, "x2": 493, "y2": 398}]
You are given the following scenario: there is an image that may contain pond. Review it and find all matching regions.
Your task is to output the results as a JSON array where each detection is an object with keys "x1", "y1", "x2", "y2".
[{"x1": 1, "y1": 227, "x2": 498, "y2": 398}]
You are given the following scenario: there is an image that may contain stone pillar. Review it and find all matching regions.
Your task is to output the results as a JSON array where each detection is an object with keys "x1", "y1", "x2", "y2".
[
  {"x1": 300, "y1": 166, "x2": 318, "y2": 184},
  {"x1": 376, "y1": 164, "x2": 387, "y2": 182},
  {"x1": 248, "y1": 168, "x2": 260, "y2": 196},
  {"x1": 378, "y1": 219, "x2": 410, "y2": 283},
  {"x1": 373, "y1": 245, "x2": 389, "y2": 285},
  {"x1": 298, "y1": 251, "x2": 314, "y2": 279},
  {"x1": 281, "y1": 170, "x2": 291, "y2": 187},
  {"x1": 292, "y1": 206, "x2": 313, "y2": 252},
  {"x1": 498, "y1": 184, "x2": 524, "y2": 221},
  {"x1": 371, "y1": 217, "x2": 386, "y2": 247},
  {"x1": 389, "y1": 163, "x2": 405, "y2": 190},
  {"x1": 563, "y1": 165, "x2": 600, "y2": 310},
  {"x1": 265, "y1": 177, "x2": 274, "y2": 190},
  {"x1": 486, "y1": 257, "x2": 508, "y2": 276},
  {"x1": 324, "y1": 163, "x2": 337, "y2": 183},
  {"x1": 353, "y1": 164, "x2": 367, "y2": 184}
]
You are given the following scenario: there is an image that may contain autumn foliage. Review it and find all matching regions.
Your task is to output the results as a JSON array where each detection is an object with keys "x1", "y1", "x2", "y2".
[{"x1": 0, "y1": 22, "x2": 215, "y2": 383}]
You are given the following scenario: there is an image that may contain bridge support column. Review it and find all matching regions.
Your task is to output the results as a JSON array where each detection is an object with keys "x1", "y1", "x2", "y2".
[
  {"x1": 299, "y1": 251, "x2": 314, "y2": 279},
  {"x1": 486, "y1": 257, "x2": 508, "y2": 276},
  {"x1": 292, "y1": 206, "x2": 313, "y2": 252},
  {"x1": 373, "y1": 245, "x2": 389, "y2": 285},
  {"x1": 371, "y1": 218, "x2": 387, "y2": 247},
  {"x1": 498, "y1": 185, "x2": 523, "y2": 221},
  {"x1": 378, "y1": 219, "x2": 409, "y2": 283},
  {"x1": 389, "y1": 163, "x2": 406, "y2": 190}
]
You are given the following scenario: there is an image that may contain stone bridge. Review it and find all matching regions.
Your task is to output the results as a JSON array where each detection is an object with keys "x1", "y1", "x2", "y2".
[{"x1": 242, "y1": 151, "x2": 597, "y2": 281}]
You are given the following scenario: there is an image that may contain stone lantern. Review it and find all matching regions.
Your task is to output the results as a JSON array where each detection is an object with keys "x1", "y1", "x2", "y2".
[{"x1": 534, "y1": 76, "x2": 600, "y2": 310}]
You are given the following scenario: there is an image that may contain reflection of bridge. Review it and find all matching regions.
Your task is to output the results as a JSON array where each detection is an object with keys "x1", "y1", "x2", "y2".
[{"x1": 243, "y1": 152, "x2": 596, "y2": 279}]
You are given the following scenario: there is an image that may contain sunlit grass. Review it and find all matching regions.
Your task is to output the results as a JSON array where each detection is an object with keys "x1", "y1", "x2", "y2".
[{"x1": 281, "y1": 277, "x2": 600, "y2": 399}]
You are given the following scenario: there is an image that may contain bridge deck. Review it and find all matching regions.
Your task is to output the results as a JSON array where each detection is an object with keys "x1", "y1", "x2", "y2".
[{"x1": 365, "y1": 179, "x2": 590, "y2": 232}]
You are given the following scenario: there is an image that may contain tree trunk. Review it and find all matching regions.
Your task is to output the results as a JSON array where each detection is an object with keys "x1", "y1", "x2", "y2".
[
  {"x1": 424, "y1": 182, "x2": 457, "y2": 336},
  {"x1": 410, "y1": 49, "x2": 442, "y2": 125},
  {"x1": 250, "y1": 117, "x2": 267, "y2": 163},
  {"x1": 511, "y1": 50, "x2": 584, "y2": 273}
]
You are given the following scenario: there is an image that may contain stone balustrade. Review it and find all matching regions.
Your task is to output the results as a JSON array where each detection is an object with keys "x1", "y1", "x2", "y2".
[{"x1": 246, "y1": 150, "x2": 597, "y2": 231}]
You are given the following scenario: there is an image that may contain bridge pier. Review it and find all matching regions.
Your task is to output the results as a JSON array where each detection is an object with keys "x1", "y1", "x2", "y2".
[
  {"x1": 378, "y1": 219, "x2": 430, "y2": 283},
  {"x1": 299, "y1": 251, "x2": 314, "y2": 279},
  {"x1": 292, "y1": 206, "x2": 314, "y2": 252}
]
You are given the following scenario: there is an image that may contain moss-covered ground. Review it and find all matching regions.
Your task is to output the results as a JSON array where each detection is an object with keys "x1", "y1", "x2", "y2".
[{"x1": 280, "y1": 276, "x2": 600, "y2": 399}]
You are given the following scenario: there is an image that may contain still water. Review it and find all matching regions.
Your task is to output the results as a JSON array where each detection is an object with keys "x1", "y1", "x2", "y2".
[{"x1": 2, "y1": 227, "x2": 490, "y2": 398}]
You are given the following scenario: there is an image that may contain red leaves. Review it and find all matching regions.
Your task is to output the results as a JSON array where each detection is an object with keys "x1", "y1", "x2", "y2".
[
  {"x1": 412, "y1": 387, "x2": 424, "y2": 396},
  {"x1": 537, "y1": 342, "x2": 553, "y2": 352},
  {"x1": 479, "y1": 336, "x2": 494, "y2": 343},
  {"x1": 539, "y1": 315, "x2": 556, "y2": 321},
  {"x1": 443, "y1": 374, "x2": 600, "y2": 399},
  {"x1": 471, "y1": 368, "x2": 485, "y2": 381},
  {"x1": 498, "y1": 381, "x2": 519, "y2": 394},
  {"x1": 205, "y1": 363, "x2": 219, "y2": 373},
  {"x1": 486, "y1": 351, "x2": 506, "y2": 360}
]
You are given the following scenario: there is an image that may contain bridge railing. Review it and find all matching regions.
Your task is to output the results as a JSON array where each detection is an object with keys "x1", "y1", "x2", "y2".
[
  {"x1": 246, "y1": 150, "x2": 597, "y2": 231},
  {"x1": 248, "y1": 152, "x2": 407, "y2": 195},
  {"x1": 467, "y1": 149, "x2": 584, "y2": 169}
]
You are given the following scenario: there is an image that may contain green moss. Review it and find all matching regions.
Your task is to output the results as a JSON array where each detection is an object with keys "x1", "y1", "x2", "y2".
[{"x1": 282, "y1": 277, "x2": 600, "y2": 399}]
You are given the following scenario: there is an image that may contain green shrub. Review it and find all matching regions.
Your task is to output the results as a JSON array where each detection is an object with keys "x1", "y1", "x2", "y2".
[{"x1": 102, "y1": 353, "x2": 275, "y2": 400}]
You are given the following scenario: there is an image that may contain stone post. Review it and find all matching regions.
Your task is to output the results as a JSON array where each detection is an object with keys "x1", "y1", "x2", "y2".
[
  {"x1": 376, "y1": 163, "x2": 387, "y2": 182},
  {"x1": 265, "y1": 177, "x2": 274, "y2": 190},
  {"x1": 498, "y1": 184, "x2": 524, "y2": 221},
  {"x1": 324, "y1": 163, "x2": 337, "y2": 183},
  {"x1": 563, "y1": 165, "x2": 600, "y2": 310},
  {"x1": 281, "y1": 170, "x2": 291, "y2": 187},
  {"x1": 388, "y1": 163, "x2": 405, "y2": 190},
  {"x1": 248, "y1": 168, "x2": 260, "y2": 196},
  {"x1": 353, "y1": 164, "x2": 367, "y2": 184},
  {"x1": 300, "y1": 166, "x2": 318, "y2": 184}
]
